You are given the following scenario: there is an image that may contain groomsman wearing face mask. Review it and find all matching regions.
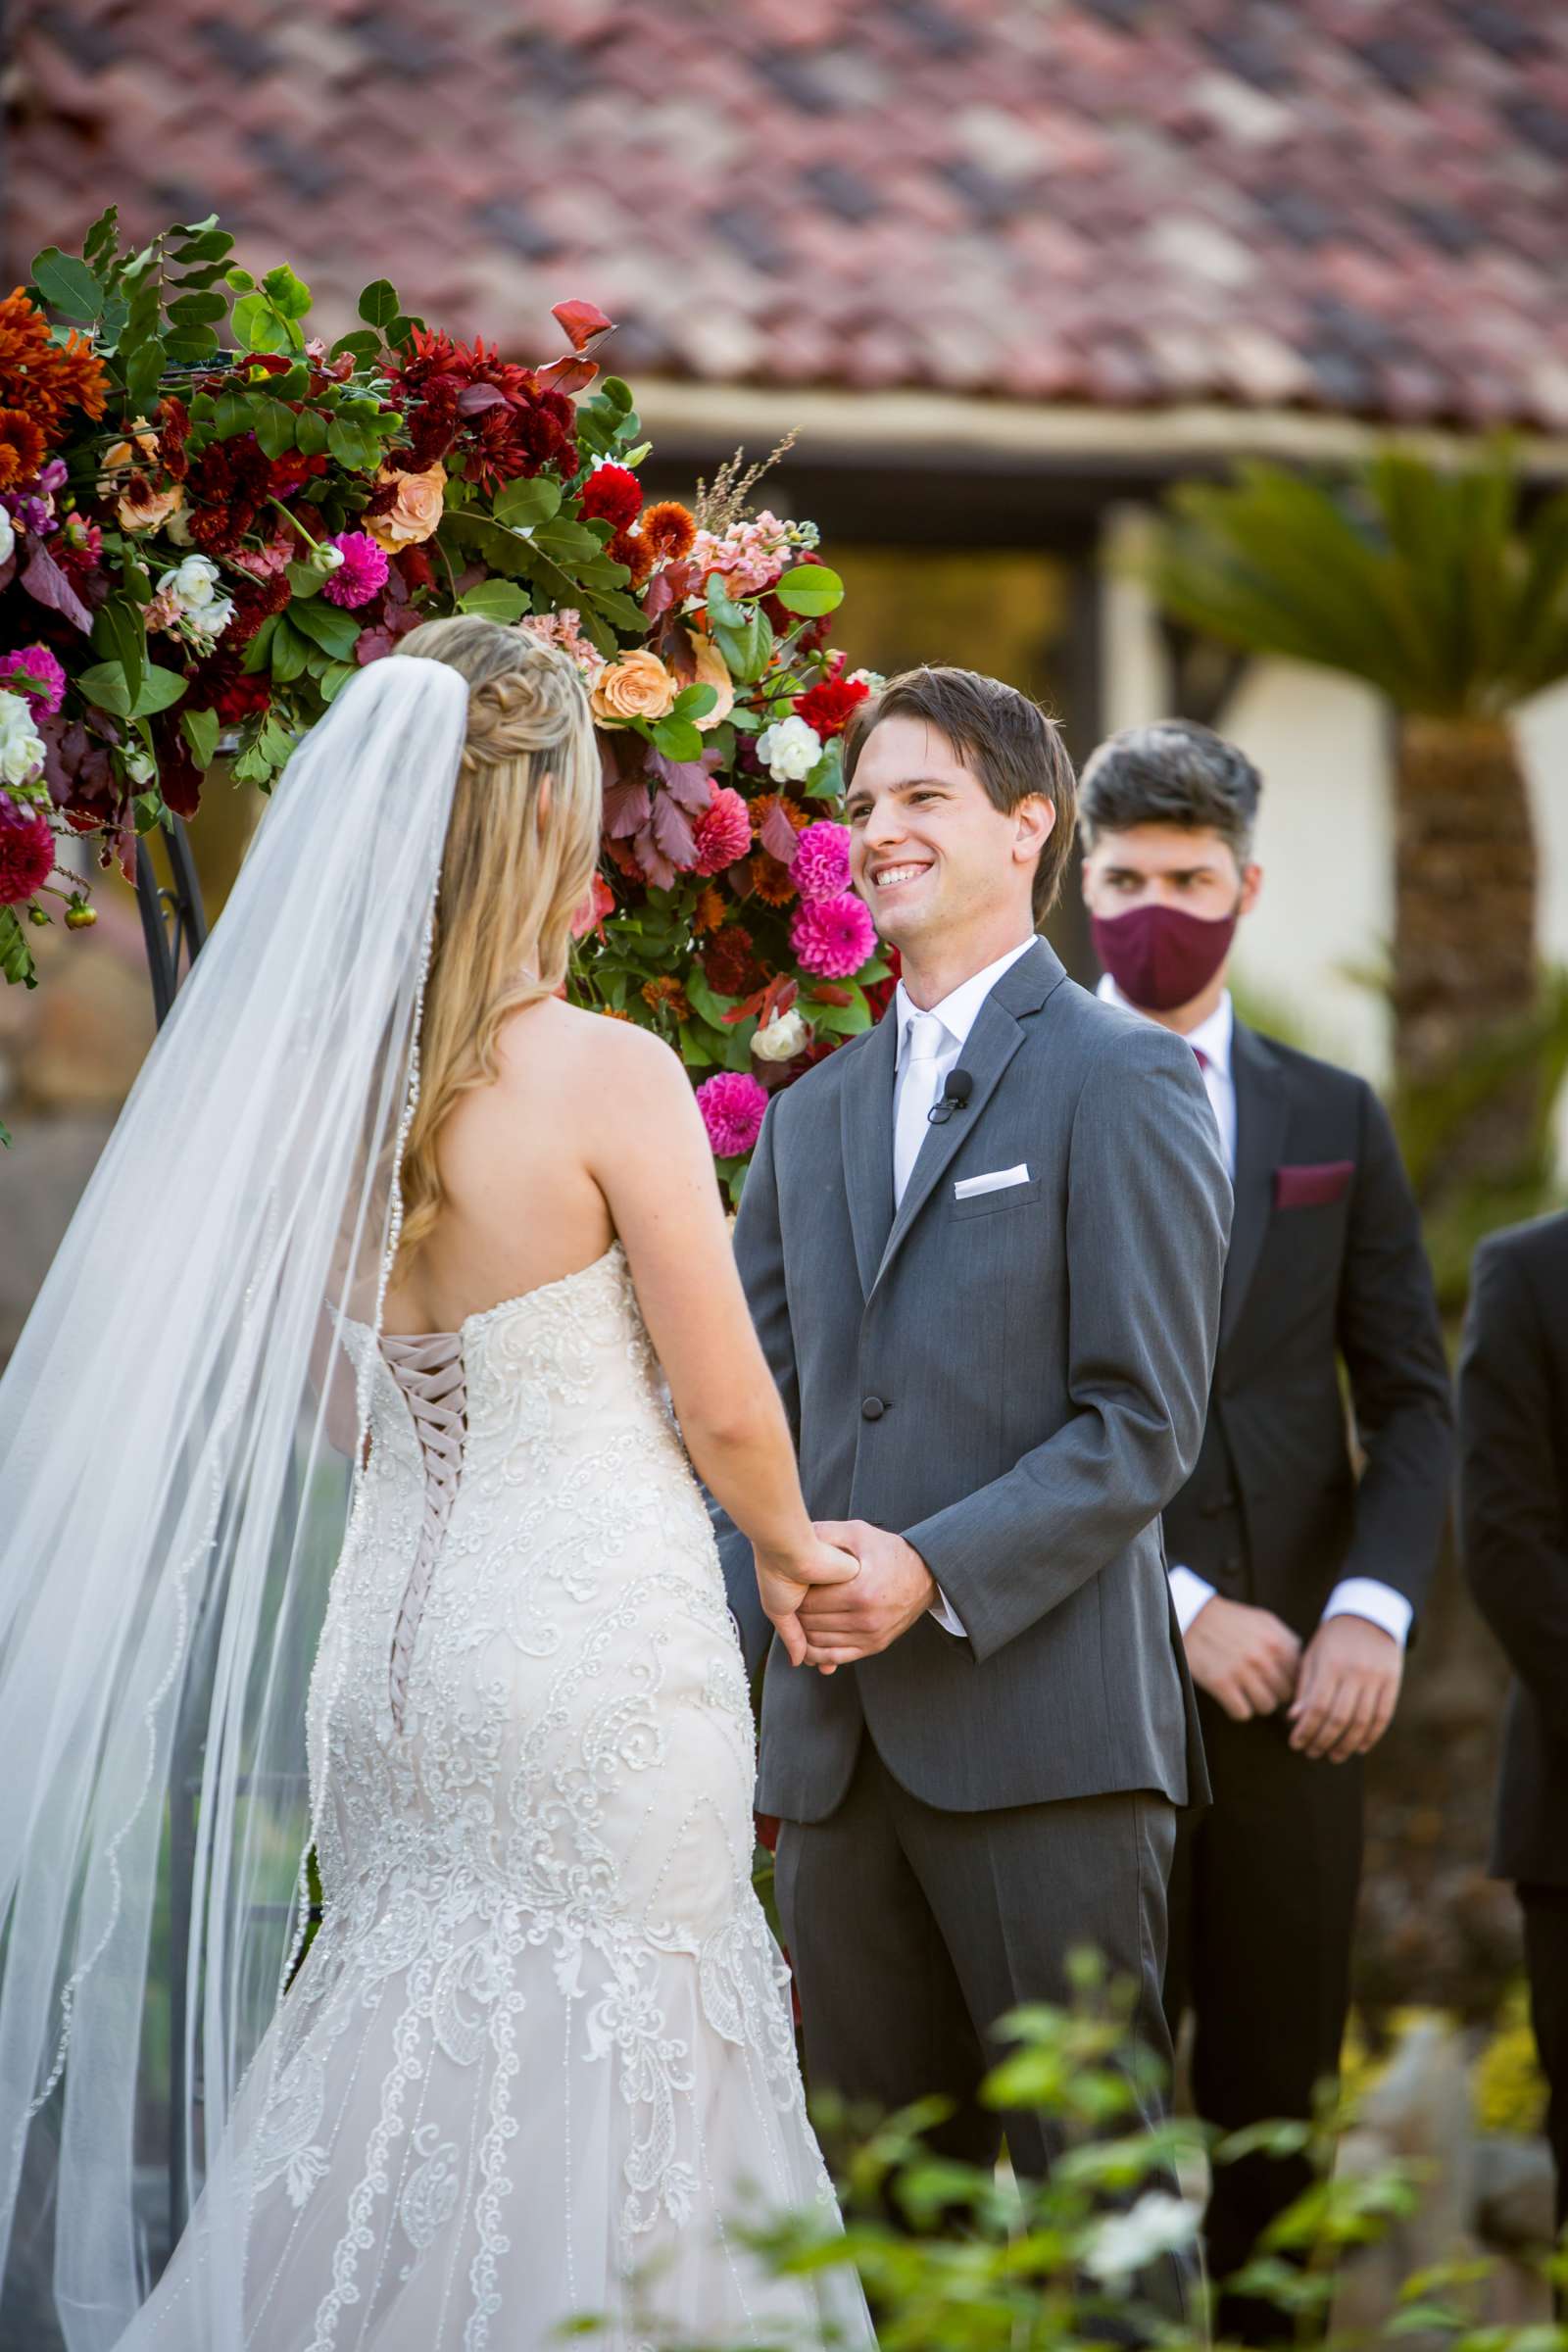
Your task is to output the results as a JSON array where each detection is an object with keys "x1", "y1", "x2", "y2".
[{"x1": 1079, "y1": 721, "x2": 1452, "y2": 2340}]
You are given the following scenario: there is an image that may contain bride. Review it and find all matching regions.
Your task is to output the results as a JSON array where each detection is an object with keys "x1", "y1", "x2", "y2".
[{"x1": 0, "y1": 619, "x2": 873, "y2": 2350}]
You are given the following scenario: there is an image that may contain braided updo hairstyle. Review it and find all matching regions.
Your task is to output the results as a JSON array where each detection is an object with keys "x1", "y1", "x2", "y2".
[{"x1": 392, "y1": 615, "x2": 601, "y2": 1272}]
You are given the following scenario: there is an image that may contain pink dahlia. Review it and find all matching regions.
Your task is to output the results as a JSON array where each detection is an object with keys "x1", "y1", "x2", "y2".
[
  {"x1": 0, "y1": 799, "x2": 55, "y2": 905},
  {"x1": 322, "y1": 531, "x2": 391, "y2": 609},
  {"x1": 790, "y1": 819, "x2": 851, "y2": 903},
  {"x1": 696, "y1": 1069, "x2": 769, "y2": 1159},
  {"x1": 790, "y1": 888, "x2": 876, "y2": 979},
  {"x1": 691, "y1": 786, "x2": 751, "y2": 877},
  {"x1": 0, "y1": 644, "x2": 67, "y2": 716}
]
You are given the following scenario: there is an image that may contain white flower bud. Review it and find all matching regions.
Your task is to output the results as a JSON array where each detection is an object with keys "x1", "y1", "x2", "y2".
[{"x1": 0, "y1": 690, "x2": 46, "y2": 787}]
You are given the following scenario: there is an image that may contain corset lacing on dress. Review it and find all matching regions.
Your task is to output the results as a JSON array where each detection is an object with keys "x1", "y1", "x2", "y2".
[{"x1": 379, "y1": 1328, "x2": 466, "y2": 1734}]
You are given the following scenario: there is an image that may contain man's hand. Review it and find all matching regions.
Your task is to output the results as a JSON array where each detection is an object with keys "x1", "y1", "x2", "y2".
[
  {"x1": 1184, "y1": 1595, "x2": 1301, "y2": 1723},
  {"x1": 755, "y1": 1538, "x2": 859, "y2": 1670},
  {"x1": 1288, "y1": 1615, "x2": 1402, "y2": 1761},
  {"x1": 797, "y1": 1521, "x2": 938, "y2": 1668}
]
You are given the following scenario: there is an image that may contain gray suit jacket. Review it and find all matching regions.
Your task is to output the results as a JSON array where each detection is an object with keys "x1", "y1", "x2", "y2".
[{"x1": 715, "y1": 938, "x2": 1232, "y2": 1822}]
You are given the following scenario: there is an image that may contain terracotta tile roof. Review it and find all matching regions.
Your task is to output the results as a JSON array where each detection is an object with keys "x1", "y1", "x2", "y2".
[{"x1": 7, "y1": 0, "x2": 1568, "y2": 427}]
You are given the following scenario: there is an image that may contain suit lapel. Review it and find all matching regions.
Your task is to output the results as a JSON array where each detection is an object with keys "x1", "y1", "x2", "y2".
[
  {"x1": 1220, "y1": 1019, "x2": 1289, "y2": 1348},
  {"x1": 840, "y1": 1004, "x2": 898, "y2": 1298},
  {"x1": 872, "y1": 938, "x2": 1065, "y2": 1296}
]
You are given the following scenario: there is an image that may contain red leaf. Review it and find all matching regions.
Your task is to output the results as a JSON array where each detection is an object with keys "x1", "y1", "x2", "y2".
[
  {"x1": 647, "y1": 751, "x2": 712, "y2": 814},
  {"x1": 602, "y1": 779, "x2": 651, "y2": 839},
  {"x1": 536, "y1": 355, "x2": 598, "y2": 397},
  {"x1": 632, "y1": 821, "x2": 676, "y2": 891},
  {"x1": 808, "y1": 984, "x2": 855, "y2": 1007},
  {"x1": 760, "y1": 802, "x2": 800, "y2": 866},
  {"x1": 552, "y1": 299, "x2": 614, "y2": 352},
  {"x1": 22, "y1": 541, "x2": 92, "y2": 635},
  {"x1": 650, "y1": 787, "x2": 697, "y2": 869},
  {"x1": 640, "y1": 569, "x2": 675, "y2": 620}
]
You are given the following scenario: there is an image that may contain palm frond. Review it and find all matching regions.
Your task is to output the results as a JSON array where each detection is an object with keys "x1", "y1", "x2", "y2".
[{"x1": 1147, "y1": 444, "x2": 1568, "y2": 720}]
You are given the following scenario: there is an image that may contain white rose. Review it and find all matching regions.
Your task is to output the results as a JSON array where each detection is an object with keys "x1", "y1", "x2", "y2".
[
  {"x1": 752, "y1": 1005, "x2": 808, "y2": 1063},
  {"x1": 160, "y1": 553, "x2": 223, "y2": 612},
  {"x1": 0, "y1": 690, "x2": 45, "y2": 787},
  {"x1": 0, "y1": 510, "x2": 14, "y2": 567},
  {"x1": 757, "y1": 713, "x2": 822, "y2": 783}
]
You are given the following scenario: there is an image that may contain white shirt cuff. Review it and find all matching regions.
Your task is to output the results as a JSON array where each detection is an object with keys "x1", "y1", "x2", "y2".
[
  {"x1": 1167, "y1": 1565, "x2": 1217, "y2": 1637},
  {"x1": 929, "y1": 1584, "x2": 967, "y2": 1638},
  {"x1": 1321, "y1": 1578, "x2": 1412, "y2": 1649}
]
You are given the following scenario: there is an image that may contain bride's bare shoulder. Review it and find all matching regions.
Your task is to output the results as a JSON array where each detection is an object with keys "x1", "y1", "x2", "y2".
[{"x1": 494, "y1": 997, "x2": 691, "y2": 1109}]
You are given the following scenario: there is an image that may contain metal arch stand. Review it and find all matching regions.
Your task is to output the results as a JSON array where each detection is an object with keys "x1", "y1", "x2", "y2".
[{"x1": 134, "y1": 815, "x2": 209, "y2": 1022}]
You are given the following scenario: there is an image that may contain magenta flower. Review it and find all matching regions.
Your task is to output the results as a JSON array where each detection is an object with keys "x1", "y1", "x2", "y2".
[
  {"x1": 790, "y1": 889, "x2": 876, "y2": 979},
  {"x1": 691, "y1": 786, "x2": 752, "y2": 877},
  {"x1": 0, "y1": 644, "x2": 66, "y2": 716},
  {"x1": 696, "y1": 1069, "x2": 770, "y2": 1158},
  {"x1": 791, "y1": 819, "x2": 851, "y2": 903},
  {"x1": 321, "y1": 531, "x2": 391, "y2": 609}
]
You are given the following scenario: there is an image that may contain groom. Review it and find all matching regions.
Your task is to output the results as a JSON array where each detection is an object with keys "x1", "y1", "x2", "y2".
[{"x1": 716, "y1": 664, "x2": 1231, "y2": 2199}]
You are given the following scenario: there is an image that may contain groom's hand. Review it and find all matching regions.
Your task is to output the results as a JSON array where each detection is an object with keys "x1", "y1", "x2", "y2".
[
  {"x1": 799, "y1": 1521, "x2": 938, "y2": 1666},
  {"x1": 1183, "y1": 1594, "x2": 1301, "y2": 1723}
]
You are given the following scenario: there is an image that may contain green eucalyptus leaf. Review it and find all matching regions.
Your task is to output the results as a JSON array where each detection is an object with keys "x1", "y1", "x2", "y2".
[
  {"x1": 261, "y1": 264, "x2": 313, "y2": 319},
  {"x1": 358, "y1": 279, "x2": 401, "y2": 328},
  {"x1": 75, "y1": 661, "x2": 133, "y2": 717},
  {"x1": 253, "y1": 402, "x2": 296, "y2": 460},
  {"x1": 771, "y1": 564, "x2": 844, "y2": 616},
  {"x1": 30, "y1": 247, "x2": 104, "y2": 321},
  {"x1": 180, "y1": 706, "x2": 220, "y2": 767},
  {"x1": 131, "y1": 665, "x2": 189, "y2": 716},
  {"x1": 167, "y1": 289, "x2": 229, "y2": 325},
  {"x1": 651, "y1": 714, "x2": 704, "y2": 762},
  {"x1": 231, "y1": 292, "x2": 289, "y2": 354},
  {"x1": 289, "y1": 599, "x2": 361, "y2": 660},
  {"x1": 269, "y1": 617, "x2": 311, "y2": 685},
  {"x1": 163, "y1": 325, "x2": 220, "y2": 366},
  {"x1": 458, "y1": 580, "x2": 531, "y2": 623},
  {"x1": 494, "y1": 476, "x2": 563, "y2": 530}
]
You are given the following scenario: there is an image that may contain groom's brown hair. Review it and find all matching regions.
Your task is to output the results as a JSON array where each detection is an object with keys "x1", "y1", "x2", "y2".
[{"x1": 842, "y1": 664, "x2": 1077, "y2": 922}]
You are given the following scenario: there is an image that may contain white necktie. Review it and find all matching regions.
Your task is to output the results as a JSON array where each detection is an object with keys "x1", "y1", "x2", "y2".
[{"x1": 893, "y1": 1009, "x2": 949, "y2": 1208}]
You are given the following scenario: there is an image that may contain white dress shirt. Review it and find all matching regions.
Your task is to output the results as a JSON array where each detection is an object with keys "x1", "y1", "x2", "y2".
[
  {"x1": 894, "y1": 937, "x2": 1039, "y2": 1639},
  {"x1": 1097, "y1": 974, "x2": 1412, "y2": 1650}
]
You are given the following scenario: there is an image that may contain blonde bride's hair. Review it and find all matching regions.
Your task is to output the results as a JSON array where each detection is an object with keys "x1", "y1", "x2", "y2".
[{"x1": 392, "y1": 616, "x2": 601, "y2": 1274}]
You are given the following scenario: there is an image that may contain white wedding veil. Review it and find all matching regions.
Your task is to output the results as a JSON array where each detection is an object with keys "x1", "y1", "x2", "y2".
[{"x1": 0, "y1": 654, "x2": 468, "y2": 2349}]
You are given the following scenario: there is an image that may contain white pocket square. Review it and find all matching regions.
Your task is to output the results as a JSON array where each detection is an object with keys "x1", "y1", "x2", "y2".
[{"x1": 954, "y1": 1163, "x2": 1031, "y2": 1200}]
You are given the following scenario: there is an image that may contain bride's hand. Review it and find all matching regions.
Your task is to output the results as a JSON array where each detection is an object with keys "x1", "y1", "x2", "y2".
[{"x1": 755, "y1": 1538, "x2": 859, "y2": 1671}]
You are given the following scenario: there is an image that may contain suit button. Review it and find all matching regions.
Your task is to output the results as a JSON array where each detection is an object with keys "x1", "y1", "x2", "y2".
[{"x1": 860, "y1": 1396, "x2": 886, "y2": 1421}]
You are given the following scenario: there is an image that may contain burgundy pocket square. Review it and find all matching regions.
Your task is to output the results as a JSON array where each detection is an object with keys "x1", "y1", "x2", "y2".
[{"x1": 1275, "y1": 1159, "x2": 1354, "y2": 1209}]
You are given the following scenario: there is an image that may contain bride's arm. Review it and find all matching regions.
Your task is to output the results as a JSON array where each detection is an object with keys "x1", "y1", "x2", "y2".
[{"x1": 584, "y1": 1026, "x2": 854, "y2": 1666}]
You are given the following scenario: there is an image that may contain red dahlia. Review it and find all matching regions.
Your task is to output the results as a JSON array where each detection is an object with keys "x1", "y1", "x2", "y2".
[
  {"x1": 794, "y1": 675, "x2": 870, "y2": 738},
  {"x1": 701, "y1": 923, "x2": 766, "y2": 1000},
  {"x1": 184, "y1": 435, "x2": 272, "y2": 553},
  {"x1": 578, "y1": 464, "x2": 642, "y2": 531},
  {"x1": 0, "y1": 802, "x2": 55, "y2": 905}
]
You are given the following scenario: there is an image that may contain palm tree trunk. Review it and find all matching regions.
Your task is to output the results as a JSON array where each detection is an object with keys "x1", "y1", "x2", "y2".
[{"x1": 1391, "y1": 714, "x2": 1538, "y2": 1197}]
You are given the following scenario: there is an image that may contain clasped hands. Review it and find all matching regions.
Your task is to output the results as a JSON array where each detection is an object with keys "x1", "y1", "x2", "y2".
[
  {"x1": 756, "y1": 1519, "x2": 937, "y2": 1673},
  {"x1": 1185, "y1": 1594, "x2": 1403, "y2": 1761}
]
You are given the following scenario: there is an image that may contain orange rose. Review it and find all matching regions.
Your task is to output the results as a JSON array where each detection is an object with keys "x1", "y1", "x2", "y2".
[
  {"x1": 590, "y1": 649, "x2": 679, "y2": 725},
  {"x1": 366, "y1": 462, "x2": 446, "y2": 552},
  {"x1": 687, "y1": 630, "x2": 735, "y2": 732},
  {"x1": 116, "y1": 478, "x2": 184, "y2": 535}
]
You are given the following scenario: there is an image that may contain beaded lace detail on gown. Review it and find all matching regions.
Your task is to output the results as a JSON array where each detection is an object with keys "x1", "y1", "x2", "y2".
[{"x1": 118, "y1": 1243, "x2": 869, "y2": 2352}]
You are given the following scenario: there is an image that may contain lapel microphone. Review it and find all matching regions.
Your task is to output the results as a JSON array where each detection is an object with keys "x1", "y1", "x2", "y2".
[{"x1": 928, "y1": 1069, "x2": 974, "y2": 1126}]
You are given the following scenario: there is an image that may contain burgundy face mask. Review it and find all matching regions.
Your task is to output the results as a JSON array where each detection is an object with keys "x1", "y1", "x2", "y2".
[{"x1": 1091, "y1": 902, "x2": 1238, "y2": 1012}]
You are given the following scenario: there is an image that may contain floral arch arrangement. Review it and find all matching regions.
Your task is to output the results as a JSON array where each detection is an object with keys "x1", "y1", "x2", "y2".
[{"x1": 0, "y1": 212, "x2": 892, "y2": 1177}]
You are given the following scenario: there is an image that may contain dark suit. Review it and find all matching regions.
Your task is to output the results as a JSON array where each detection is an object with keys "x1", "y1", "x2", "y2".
[
  {"x1": 1459, "y1": 1211, "x2": 1568, "y2": 2231},
  {"x1": 1161, "y1": 1021, "x2": 1451, "y2": 2334},
  {"x1": 715, "y1": 941, "x2": 1231, "y2": 2226}
]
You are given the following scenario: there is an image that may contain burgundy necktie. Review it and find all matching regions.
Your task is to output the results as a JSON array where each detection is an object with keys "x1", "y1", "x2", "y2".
[{"x1": 1192, "y1": 1045, "x2": 1209, "y2": 1072}]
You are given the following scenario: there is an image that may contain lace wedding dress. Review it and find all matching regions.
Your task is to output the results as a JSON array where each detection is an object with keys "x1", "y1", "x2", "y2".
[{"x1": 122, "y1": 1243, "x2": 868, "y2": 2352}]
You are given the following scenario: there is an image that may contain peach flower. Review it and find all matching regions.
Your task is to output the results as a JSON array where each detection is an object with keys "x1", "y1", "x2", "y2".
[
  {"x1": 366, "y1": 462, "x2": 446, "y2": 552},
  {"x1": 116, "y1": 477, "x2": 185, "y2": 535},
  {"x1": 590, "y1": 648, "x2": 678, "y2": 725},
  {"x1": 687, "y1": 630, "x2": 734, "y2": 732}
]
